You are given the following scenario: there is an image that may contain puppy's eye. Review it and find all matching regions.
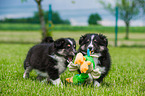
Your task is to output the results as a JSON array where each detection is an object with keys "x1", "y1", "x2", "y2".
[
  {"x1": 86, "y1": 39, "x2": 89, "y2": 43},
  {"x1": 67, "y1": 45, "x2": 71, "y2": 47},
  {"x1": 94, "y1": 39, "x2": 97, "y2": 42}
]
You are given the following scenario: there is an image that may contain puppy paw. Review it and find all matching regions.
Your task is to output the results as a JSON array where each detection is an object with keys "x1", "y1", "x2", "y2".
[
  {"x1": 23, "y1": 72, "x2": 29, "y2": 79},
  {"x1": 93, "y1": 81, "x2": 100, "y2": 87}
]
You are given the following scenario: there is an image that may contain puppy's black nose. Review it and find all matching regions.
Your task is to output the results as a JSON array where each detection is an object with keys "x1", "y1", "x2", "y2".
[{"x1": 88, "y1": 47, "x2": 92, "y2": 51}]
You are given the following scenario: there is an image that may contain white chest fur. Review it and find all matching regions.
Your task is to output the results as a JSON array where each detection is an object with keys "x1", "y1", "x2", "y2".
[
  {"x1": 93, "y1": 54, "x2": 106, "y2": 74},
  {"x1": 54, "y1": 55, "x2": 66, "y2": 74},
  {"x1": 35, "y1": 55, "x2": 66, "y2": 77}
]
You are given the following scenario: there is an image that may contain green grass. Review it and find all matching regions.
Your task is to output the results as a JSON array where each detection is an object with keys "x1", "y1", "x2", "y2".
[
  {"x1": 0, "y1": 23, "x2": 41, "y2": 31},
  {"x1": 0, "y1": 23, "x2": 145, "y2": 33},
  {"x1": 0, "y1": 43, "x2": 145, "y2": 95},
  {"x1": 0, "y1": 31, "x2": 145, "y2": 47}
]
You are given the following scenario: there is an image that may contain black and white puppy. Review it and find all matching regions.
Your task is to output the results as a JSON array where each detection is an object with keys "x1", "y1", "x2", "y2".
[
  {"x1": 78, "y1": 33, "x2": 111, "y2": 87},
  {"x1": 23, "y1": 38, "x2": 76, "y2": 86}
]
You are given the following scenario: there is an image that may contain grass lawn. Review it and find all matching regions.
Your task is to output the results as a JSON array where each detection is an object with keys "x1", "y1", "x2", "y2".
[
  {"x1": 0, "y1": 31, "x2": 145, "y2": 46},
  {"x1": 0, "y1": 23, "x2": 145, "y2": 33},
  {"x1": 0, "y1": 43, "x2": 145, "y2": 95}
]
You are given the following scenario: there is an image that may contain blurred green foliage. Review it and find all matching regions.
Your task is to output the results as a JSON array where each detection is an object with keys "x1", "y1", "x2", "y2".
[
  {"x1": 0, "y1": 11, "x2": 70, "y2": 25},
  {"x1": 88, "y1": 13, "x2": 102, "y2": 25}
]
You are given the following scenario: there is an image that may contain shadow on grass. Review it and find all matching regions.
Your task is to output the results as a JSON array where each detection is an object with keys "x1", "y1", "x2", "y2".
[
  {"x1": 101, "y1": 82, "x2": 111, "y2": 87},
  {"x1": 22, "y1": 75, "x2": 112, "y2": 88},
  {"x1": 63, "y1": 79, "x2": 111, "y2": 87}
]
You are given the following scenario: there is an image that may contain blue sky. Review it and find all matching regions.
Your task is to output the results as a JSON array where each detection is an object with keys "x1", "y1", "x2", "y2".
[
  {"x1": 0, "y1": 0, "x2": 144, "y2": 26},
  {"x1": 0, "y1": 0, "x2": 103, "y2": 17}
]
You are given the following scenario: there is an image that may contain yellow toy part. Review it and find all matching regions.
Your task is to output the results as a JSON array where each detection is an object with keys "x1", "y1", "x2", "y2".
[
  {"x1": 74, "y1": 52, "x2": 92, "y2": 73},
  {"x1": 80, "y1": 61, "x2": 91, "y2": 73},
  {"x1": 66, "y1": 77, "x2": 73, "y2": 83},
  {"x1": 74, "y1": 53, "x2": 86, "y2": 64}
]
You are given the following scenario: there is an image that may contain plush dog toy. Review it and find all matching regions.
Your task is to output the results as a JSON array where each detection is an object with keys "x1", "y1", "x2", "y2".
[
  {"x1": 74, "y1": 53, "x2": 92, "y2": 73},
  {"x1": 66, "y1": 49, "x2": 101, "y2": 85}
]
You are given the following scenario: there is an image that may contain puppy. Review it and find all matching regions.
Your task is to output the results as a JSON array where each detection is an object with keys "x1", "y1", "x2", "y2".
[
  {"x1": 23, "y1": 38, "x2": 76, "y2": 86},
  {"x1": 78, "y1": 33, "x2": 111, "y2": 87}
]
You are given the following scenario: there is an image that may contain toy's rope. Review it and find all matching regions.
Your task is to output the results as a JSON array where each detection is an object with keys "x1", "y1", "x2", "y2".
[
  {"x1": 87, "y1": 49, "x2": 90, "y2": 56},
  {"x1": 87, "y1": 49, "x2": 100, "y2": 58}
]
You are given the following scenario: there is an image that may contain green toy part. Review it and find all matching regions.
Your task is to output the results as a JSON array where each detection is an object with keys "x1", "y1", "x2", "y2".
[
  {"x1": 84, "y1": 56, "x2": 95, "y2": 69},
  {"x1": 73, "y1": 73, "x2": 89, "y2": 85}
]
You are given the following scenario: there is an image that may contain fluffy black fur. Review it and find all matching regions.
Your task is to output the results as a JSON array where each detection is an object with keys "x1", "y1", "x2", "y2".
[
  {"x1": 23, "y1": 38, "x2": 76, "y2": 85},
  {"x1": 41, "y1": 36, "x2": 54, "y2": 43},
  {"x1": 78, "y1": 33, "x2": 111, "y2": 86}
]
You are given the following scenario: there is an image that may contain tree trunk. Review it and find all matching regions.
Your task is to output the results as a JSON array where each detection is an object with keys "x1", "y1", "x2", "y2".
[
  {"x1": 125, "y1": 22, "x2": 129, "y2": 40},
  {"x1": 35, "y1": 0, "x2": 47, "y2": 39}
]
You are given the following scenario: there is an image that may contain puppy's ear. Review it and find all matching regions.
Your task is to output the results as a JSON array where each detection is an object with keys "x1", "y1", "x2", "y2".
[
  {"x1": 79, "y1": 35, "x2": 87, "y2": 45},
  {"x1": 54, "y1": 38, "x2": 65, "y2": 48},
  {"x1": 68, "y1": 38, "x2": 76, "y2": 47},
  {"x1": 67, "y1": 38, "x2": 76, "y2": 44},
  {"x1": 98, "y1": 34, "x2": 108, "y2": 46},
  {"x1": 41, "y1": 36, "x2": 54, "y2": 43}
]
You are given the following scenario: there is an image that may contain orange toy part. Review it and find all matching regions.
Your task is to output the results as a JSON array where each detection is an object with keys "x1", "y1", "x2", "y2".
[
  {"x1": 66, "y1": 77, "x2": 73, "y2": 83},
  {"x1": 80, "y1": 61, "x2": 91, "y2": 73},
  {"x1": 74, "y1": 53, "x2": 86, "y2": 64}
]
